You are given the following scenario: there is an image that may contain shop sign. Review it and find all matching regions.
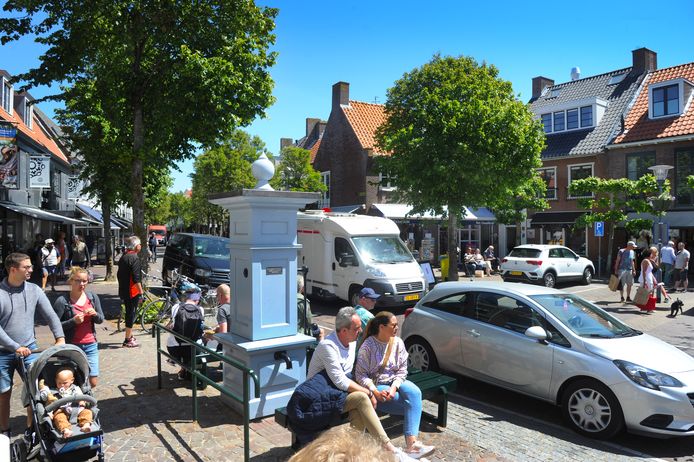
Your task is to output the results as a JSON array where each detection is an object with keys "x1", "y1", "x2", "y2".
[
  {"x1": 67, "y1": 176, "x2": 84, "y2": 199},
  {"x1": 0, "y1": 122, "x2": 19, "y2": 189},
  {"x1": 29, "y1": 156, "x2": 51, "y2": 188}
]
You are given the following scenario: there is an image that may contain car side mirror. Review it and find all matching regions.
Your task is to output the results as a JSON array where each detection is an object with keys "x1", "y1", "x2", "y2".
[
  {"x1": 525, "y1": 326, "x2": 548, "y2": 341},
  {"x1": 575, "y1": 255, "x2": 580, "y2": 260},
  {"x1": 338, "y1": 253, "x2": 356, "y2": 267}
]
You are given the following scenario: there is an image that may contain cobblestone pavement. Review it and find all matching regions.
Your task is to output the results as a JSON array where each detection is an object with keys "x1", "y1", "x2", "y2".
[
  {"x1": 7, "y1": 265, "x2": 694, "y2": 461},
  {"x1": 7, "y1": 264, "x2": 503, "y2": 462}
]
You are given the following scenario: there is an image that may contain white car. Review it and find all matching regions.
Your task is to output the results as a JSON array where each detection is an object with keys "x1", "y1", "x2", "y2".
[
  {"x1": 401, "y1": 281, "x2": 694, "y2": 439},
  {"x1": 500, "y1": 244, "x2": 594, "y2": 288}
]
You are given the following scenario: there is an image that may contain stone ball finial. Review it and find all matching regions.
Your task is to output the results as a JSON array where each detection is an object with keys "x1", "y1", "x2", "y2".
[{"x1": 252, "y1": 153, "x2": 275, "y2": 190}]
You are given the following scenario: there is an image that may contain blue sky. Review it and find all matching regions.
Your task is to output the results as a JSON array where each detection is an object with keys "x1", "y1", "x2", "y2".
[{"x1": 1, "y1": 1, "x2": 693, "y2": 192}]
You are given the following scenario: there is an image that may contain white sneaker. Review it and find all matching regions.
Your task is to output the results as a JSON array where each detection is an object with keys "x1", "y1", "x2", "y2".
[
  {"x1": 393, "y1": 448, "x2": 418, "y2": 462},
  {"x1": 404, "y1": 443, "x2": 435, "y2": 459}
]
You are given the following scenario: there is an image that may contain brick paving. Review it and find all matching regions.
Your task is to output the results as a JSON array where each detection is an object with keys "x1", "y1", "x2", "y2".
[
  {"x1": 8, "y1": 264, "x2": 693, "y2": 461},
  {"x1": 7, "y1": 264, "x2": 501, "y2": 461}
]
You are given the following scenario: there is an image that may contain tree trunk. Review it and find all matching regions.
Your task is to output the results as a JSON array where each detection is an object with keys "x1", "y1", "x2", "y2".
[
  {"x1": 132, "y1": 100, "x2": 148, "y2": 270},
  {"x1": 447, "y1": 213, "x2": 459, "y2": 281},
  {"x1": 606, "y1": 193, "x2": 616, "y2": 276},
  {"x1": 102, "y1": 199, "x2": 114, "y2": 281}
]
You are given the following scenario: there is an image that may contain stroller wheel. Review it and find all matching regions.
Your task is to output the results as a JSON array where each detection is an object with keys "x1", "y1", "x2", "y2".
[{"x1": 10, "y1": 439, "x2": 27, "y2": 462}]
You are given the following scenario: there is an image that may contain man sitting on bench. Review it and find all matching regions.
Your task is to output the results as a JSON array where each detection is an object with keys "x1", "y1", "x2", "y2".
[{"x1": 302, "y1": 306, "x2": 420, "y2": 461}]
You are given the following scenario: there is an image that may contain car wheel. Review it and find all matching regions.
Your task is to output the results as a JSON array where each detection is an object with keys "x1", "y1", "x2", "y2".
[
  {"x1": 561, "y1": 379, "x2": 624, "y2": 439},
  {"x1": 405, "y1": 337, "x2": 439, "y2": 372},
  {"x1": 582, "y1": 267, "x2": 593, "y2": 285},
  {"x1": 542, "y1": 271, "x2": 556, "y2": 288}
]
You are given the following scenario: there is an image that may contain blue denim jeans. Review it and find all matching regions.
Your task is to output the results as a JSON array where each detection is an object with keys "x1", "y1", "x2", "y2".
[
  {"x1": 375, "y1": 379, "x2": 423, "y2": 437},
  {"x1": 662, "y1": 263, "x2": 673, "y2": 286}
]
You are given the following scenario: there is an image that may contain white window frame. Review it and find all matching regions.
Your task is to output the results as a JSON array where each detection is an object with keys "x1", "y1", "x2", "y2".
[
  {"x1": 648, "y1": 78, "x2": 692, "y2": 119},
  {"x1": 1, "y1": 78, "x2": 13, "y2": 115},
  {"x1": 537, "y1": 166, "x2": 557, "y2": 200},
  {"x1": 378, "y1": 172, "x2": 396, "y2": 191},
  {"x1": 535, "y1": 97, "x2": 607, "y2": 134},
  {"x1": 567, "y1": 162, "x2": 594, "y2": 199},
  {"x1": 23, "y1": 99, "x2": 33, "y2": 128},
  {"x1": 319, "y1": 171, "x2": 331, "y2": 208}
]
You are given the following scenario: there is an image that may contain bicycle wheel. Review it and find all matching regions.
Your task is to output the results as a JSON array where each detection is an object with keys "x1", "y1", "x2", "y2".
[{"x1": 139, "y1": 298, "x2": 167, "y2": 333}]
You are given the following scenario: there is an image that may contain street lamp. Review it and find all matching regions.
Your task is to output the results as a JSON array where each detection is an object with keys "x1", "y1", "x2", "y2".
[{"x1": 648, "y1": 164, "x2": 673, "y2": 300}]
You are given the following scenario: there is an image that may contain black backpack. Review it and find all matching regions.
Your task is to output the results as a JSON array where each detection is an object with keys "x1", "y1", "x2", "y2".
[{"x1": 173, "y1": 302, "x2": 203, "y2": 344}]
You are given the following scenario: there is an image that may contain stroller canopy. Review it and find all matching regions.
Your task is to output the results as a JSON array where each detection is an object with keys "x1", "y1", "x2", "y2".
[{"x1": 27, "y1": 344, "x2": 91, "y2": 398}]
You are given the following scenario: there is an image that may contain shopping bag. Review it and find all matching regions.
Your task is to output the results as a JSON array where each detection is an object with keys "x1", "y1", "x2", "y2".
[
  {"x1": 633, "y1": 286, "x2": 649, "y2": 306},
  {"x1": 608, "y1": 274, "x2": 619, "y2": 292}
]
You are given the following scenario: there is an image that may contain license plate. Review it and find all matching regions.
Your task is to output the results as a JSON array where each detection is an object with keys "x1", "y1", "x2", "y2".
[
  {"x1": 404, "y1": 294, "x2": 420, "y2": 301},
  {"x1": 510, "y1": 271, "x2": 522, "y2": 276}
]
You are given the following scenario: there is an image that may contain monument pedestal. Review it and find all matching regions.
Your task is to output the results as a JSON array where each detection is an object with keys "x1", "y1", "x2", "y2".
[{"x1": 216, "y1": 332, "x2": 316, "y2": 419}]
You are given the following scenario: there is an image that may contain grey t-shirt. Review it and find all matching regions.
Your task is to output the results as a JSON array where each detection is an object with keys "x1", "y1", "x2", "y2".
[
  {"x1": 216, "y1": 303, "x2": 232, "y2": 327},
  {"x1": 675, "y1": 249, "x2": 690, "y2": 270}
]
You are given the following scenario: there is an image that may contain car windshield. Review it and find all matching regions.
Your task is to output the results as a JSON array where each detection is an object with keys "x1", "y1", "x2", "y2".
[
  {"x1": 352, "y1": 236, "x2": 413, "y2": 264},
  {"x1": 194, "y1": 237, "x2": 231, "y2": 258},
  {"x1": 508, "y1": 248, "x2": 541, "y2": 258},
  {"x1": 530, "y1": 293, "x2": 638, "y2": 338}
]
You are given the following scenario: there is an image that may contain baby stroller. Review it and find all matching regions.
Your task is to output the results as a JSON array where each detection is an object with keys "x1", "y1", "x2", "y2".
[{"x1": 10, "y1": 345, "x2": 104, "y2": 462}]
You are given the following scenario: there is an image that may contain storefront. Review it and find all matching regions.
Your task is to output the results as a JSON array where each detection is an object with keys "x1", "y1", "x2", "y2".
[{"x1": 529, "y1": 211, "x2": 587, "y2": 256}]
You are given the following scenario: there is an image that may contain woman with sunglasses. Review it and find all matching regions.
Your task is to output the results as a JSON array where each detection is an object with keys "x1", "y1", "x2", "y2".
[
  {"x1": 355, "y1": 311, "x2": 434, "y2": 460},
  {"x1": 52, "y1": 267, "x2": 104, "y2": 388}
]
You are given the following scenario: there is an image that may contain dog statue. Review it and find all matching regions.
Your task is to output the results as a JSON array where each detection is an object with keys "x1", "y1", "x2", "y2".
[{"x1": 669, "y1": 299, "x2": 684, "y2": 317}]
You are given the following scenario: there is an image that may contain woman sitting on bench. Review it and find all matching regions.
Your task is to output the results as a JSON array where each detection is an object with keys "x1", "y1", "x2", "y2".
[{"x1": 355, "y1": 312, "x2": 435, "y2": 460}]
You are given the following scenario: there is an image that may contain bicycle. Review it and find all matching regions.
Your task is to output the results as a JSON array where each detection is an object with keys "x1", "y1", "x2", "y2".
[{"x1": 117, "y1": 270, "x2": 175, "y2": 333}]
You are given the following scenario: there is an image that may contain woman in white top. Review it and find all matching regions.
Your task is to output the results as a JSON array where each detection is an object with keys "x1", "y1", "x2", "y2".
[{"x1": 637, "y1": 246, "x2": 670, "y2": 312}]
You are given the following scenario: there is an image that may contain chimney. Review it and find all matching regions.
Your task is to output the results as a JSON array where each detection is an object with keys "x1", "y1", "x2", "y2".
[
  {"x1": 532, "y1": 76, "x2": 554, "y2": 99},
  {"x1": 306, "y1": 118, "x2": 320, "y2": 136},
  {"x1": 280, "y1": 138, "x2": 293, "y2": 151},
  {"x1": 632, "y1": 48, "x2": 657, "y2": 74},
  {"x1": 332, "y1": 81, "x2": 349, "y2": 109}
]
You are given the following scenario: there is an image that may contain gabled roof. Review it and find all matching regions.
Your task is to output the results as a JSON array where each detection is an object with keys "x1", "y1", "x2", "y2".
[
  {"x1": 0, "y1": 71, "x2": 68, "y2": 163},
  {"x1": 613, "y1": 62, "x2": 694, "y2": 144},
  {"x1": 529, "y1": 68, "x2": 643, "y2": 158},
  {"x1": 308, "y1": 138, "x2": 321, "y2": 164},
  {"x1": 341, "y1": 100, "x2": 386, "y2": 154}
]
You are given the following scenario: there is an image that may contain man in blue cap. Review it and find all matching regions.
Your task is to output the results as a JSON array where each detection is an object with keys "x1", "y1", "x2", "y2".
[{"x1": 354, "y1": 287, "x2": 380, "y2": 344}]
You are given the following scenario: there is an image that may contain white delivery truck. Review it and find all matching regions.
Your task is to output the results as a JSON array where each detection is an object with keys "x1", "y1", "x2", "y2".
[{"x1": 297, "y1": 210, "x2": 427, "y2": 307}]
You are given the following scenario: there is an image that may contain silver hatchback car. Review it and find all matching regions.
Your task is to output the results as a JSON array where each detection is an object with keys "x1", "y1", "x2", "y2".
[{"x1": 401, "y1": 281, "x2": 694, "y2": 439}]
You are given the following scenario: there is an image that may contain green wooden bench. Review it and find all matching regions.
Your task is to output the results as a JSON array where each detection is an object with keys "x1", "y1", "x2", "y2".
[{"x1": 274, "y1": 369, "x2": 457, "y2": 449}]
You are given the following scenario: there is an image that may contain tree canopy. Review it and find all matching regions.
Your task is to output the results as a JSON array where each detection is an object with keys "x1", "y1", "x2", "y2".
[
  {"x1": 375, "y1": 54, "x2": 546, "y2": 279},
  {"x1": 269, "y1": 146, "x2": 326, "y2": 193},
  {"x1": 568, "y1": 175, "x2": 662, "y2": 274},
  {"x1": 1, "y1": 0, "x2": 277, "y2": 253},
  {"x1": 190, "y1": 130, "x2": 264, "y2": 234}
]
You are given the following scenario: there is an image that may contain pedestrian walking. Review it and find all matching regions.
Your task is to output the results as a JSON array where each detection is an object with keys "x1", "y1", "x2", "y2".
[
  {"x1": 117, "y1": 236, "x2": 143, "y2": 348},
  {"x1": 661, "y1": 241, "x2": 676, "y2": 288},
  {"x1": 71, "y1": 235, "x2": 90, "y2": 269},
  {"x1": 55, "y1": 231, "x2": 68, "y2": 280},
  {"x1": 0, "y1": 253, "x2": 65, "y2": 441},
  {"x1": 148, "y1": 232, "x2": 158, "y2": 263},
  {"x1": 52, "y1": 266, "x2": 104, "y2": 388},
  {"x1": 614, "y1": 241, "x2": 637, "y2": 303},
  {"x1": 41, "y1": 238, "x2": 61, "y2": 291},
  {"x1": 673, "y1": 242, "x2": 690, "y2": 293}
]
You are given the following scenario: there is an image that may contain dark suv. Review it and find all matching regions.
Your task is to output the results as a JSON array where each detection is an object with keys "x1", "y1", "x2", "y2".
[{"x1": 162, "y1": 233, "x2": 231, "y2": 287}]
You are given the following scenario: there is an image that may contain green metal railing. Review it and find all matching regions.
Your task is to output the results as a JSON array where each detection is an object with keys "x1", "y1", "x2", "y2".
[{"x1": 154, "y1": 323, "x2": 260, "y2": 462}]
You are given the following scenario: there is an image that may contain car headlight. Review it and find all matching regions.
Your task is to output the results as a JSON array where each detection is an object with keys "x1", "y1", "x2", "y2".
[
  {"x1": 364, "y1": 264, "x2": 386, "y2": 277},
  {"x1": 614, "y1": 360, "x2": 683, "y2": 390},
  {"x1": 194, "y1": 268, "x2": 212, "y2": 277}
]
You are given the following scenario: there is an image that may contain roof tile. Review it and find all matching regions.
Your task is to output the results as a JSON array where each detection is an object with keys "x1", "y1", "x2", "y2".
[
  {"x1": 613, "y1": 62, "x2": 694, "y2": 144},
  {"x1": 341, "y1": 101, "x2": 387, "y2": 154}
]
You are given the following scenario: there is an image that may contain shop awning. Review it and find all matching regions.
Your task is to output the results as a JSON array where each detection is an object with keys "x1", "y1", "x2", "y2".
[
  {"x1": 0, "y1": 201, "x2": 86, "y2": 225},
  {"x1": 369, "y1": 203, "x2": 496, "y2": 222},
  {"x1": 530, "y1": 211, "x2": 586, "y2": 226},
  {"x1": 627, "y1": 211, "x2": 694, "y2": 228},
  {"x1": 75, "y1": 203, "x2": 125, "y2": 230}
]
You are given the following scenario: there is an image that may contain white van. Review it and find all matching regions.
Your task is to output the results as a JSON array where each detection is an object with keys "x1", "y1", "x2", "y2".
[{"x1": 297, "y1": 210, "x2": 426, "y2": 307}]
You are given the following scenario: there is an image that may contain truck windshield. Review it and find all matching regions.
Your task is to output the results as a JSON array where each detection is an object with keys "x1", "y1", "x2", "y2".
[{"x1": 352, "y1": 236, "x2": 413, "y2": 264}]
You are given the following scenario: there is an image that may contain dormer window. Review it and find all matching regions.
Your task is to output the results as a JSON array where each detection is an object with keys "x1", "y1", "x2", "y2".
[
  {"x1": 649, "y1": 79, "x2": 692, "y2": 119},
  {"x1": 539, "y1": 99, "x2": 604, "y2": 134},
  {"x1": 1, "y1": 78, "x2": 13, "y2": 115},
  {"x1": 15, "y1": 95, "x2": 33, "y2": 129}
]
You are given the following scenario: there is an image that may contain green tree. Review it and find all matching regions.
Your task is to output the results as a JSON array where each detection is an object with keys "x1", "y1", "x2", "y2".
[
  {"x1": 568, "y1": 176, "x2": 661, "y2": 275},
  {"x1": 375, "y1": 55, "x2": 545, "y2": 280},
  {"x1": 190, "y1": 130, "x2": 263, "y2": 234},
  {"x1": 1, "y1": 0, "x2": 277, "y2": 259},
  {"x1": 168, "y1": 191, "x2": 193, "y2": 231},
  {"x1": 57, "y1": 79, "x2": 131, "y2": 280},
  {"x1": 270, "y1": 146, "x2": 326, "y2": 193},
  {"x1": 144, "y1": 172, "x2": 173, "y2": 225},
  {"x1": 490, "y1": 176, "x2": 549, "y2": 247}
]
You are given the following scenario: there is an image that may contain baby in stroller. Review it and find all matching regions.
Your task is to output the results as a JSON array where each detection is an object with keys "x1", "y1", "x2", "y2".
[{"x1": 39, "y1": 366, "x2": 94, "y2": 437}]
